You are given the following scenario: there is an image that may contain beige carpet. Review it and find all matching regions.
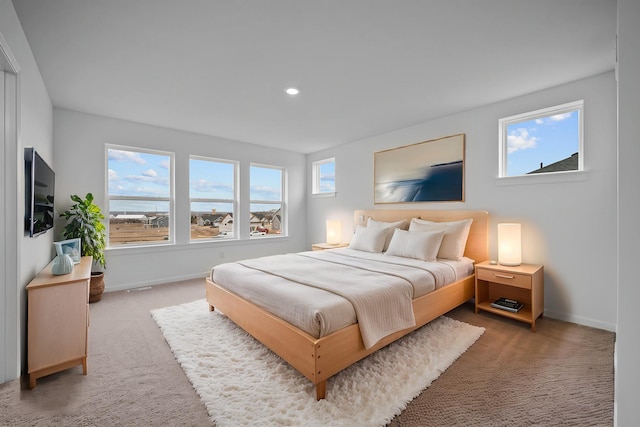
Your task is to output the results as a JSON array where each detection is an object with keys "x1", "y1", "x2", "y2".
[{"x1": 0, "y1": 278, "x2": 614, "y2": 426}]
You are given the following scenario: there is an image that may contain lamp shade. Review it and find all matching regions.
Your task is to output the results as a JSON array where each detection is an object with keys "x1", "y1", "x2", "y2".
[
  {"x1": 498, "y1": 223, "x2": 522, "y2": 266},
  {"x1": 326, "y1": 220, "x2": 342, "y2": 245}
]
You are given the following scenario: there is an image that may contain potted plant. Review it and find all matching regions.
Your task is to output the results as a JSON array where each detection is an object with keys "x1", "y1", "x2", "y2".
[{"x1": 60, "y1": 193, "x2": 107, "y2": 302}]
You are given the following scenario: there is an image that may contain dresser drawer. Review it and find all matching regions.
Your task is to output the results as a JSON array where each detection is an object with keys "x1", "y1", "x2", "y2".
[{"x1": 477, "y1": 268, "x2": 532, "y2": 289}]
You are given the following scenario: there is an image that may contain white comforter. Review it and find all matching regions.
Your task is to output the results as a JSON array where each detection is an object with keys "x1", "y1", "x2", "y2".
[{"x1": 211, "y1": 248, "x2": 472, "y2": 348}]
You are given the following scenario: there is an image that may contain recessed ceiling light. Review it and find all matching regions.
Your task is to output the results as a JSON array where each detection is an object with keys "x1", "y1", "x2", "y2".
[{"x1": 284, "y1": 87, "x2": 300, "y2": 96}]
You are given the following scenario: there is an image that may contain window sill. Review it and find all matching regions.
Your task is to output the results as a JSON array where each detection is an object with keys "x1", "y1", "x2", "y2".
[
  {"x1": 106, "y1": 235, "x2": 289, "y2": 256},
  {"x1": 312, "y1": 192, "x2": 336, "y2": 198},
  {"x1": 496, "y1": 170, "x2": 588, "y2": 186}
]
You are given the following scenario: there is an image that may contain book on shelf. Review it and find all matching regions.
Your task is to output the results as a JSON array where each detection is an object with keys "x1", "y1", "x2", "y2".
[{"x1": 491, "y1": 297, "x2": 524, "y2": 313}]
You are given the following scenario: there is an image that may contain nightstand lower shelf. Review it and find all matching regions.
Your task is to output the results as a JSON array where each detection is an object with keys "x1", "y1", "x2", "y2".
[{"x1": 476, "y1": 301, "x2": 535, "y2": 324}]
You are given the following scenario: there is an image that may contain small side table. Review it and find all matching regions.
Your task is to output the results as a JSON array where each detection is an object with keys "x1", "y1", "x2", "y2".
[
  {"x1": 311, "y1": 242, "x2": 349, "y2": 251},
  {"x1": 475, "y1": 261, "x2": 544, "y2": 332}
]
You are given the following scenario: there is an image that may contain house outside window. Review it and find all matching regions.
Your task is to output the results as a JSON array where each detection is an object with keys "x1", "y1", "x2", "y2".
[
  {"x1": 249, "y1": 164, "x2": 285, "y2": 238},
  {"x1": 189, "y1": 156, "x2": 238, "y2": 241},
  {"x1": 106, "y1": 145, "x2": 174, "y2": 247},
  {"x1": 312, "y1": 157, "x2": 335, "y2": 195},
  {"x1": 499, "y1": 100, "x2": 584, "y2": 177}
]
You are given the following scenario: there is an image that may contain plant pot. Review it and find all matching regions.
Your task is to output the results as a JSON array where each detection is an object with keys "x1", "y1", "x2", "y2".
[{"x1": 89, "y1": 271, "x2": 105, "y2": 303}]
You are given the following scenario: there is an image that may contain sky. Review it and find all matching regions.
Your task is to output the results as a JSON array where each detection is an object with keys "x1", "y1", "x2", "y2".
[
  {"x1": 506, "y1": 110, "x2": 580, "y2": 176},
  {"x1": 318, "y1": 161, "x2": 335, "y2": 192},
  {"x1": 108, "y1": 149, "x2": 283, "y2": 214}
]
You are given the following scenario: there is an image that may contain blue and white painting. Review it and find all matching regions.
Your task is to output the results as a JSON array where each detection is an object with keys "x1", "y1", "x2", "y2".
[{"x1": 374, "y1": 134, "x2": 465, "y2": 203}]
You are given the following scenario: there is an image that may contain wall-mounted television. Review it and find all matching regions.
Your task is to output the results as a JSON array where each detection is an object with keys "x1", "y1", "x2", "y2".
[{"x1": 25, "y1": 148, "x2": 55, "y2": 237}]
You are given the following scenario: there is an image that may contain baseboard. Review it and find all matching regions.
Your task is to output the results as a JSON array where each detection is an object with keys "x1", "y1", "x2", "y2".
[
  {"x1": 104, "y1": 271, "x2": 209, "y2": 293},
  {"x1": 544, "y1": 309, "x2": 616, "y2": 332}
]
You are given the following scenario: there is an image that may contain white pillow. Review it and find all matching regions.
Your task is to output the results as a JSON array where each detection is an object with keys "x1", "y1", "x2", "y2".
[
  {"x1": 408, "y1": 218, "x2": 473, "y2": 260},
  {"x1": 367, "y1": 218, "x2": 409, "y2": 251},
  {"x1": 384, "y1": 229, "x2": 445, "y2": 262},
  {"x1": 348, "y1": 225, "x2": 388, "y2": 253}
]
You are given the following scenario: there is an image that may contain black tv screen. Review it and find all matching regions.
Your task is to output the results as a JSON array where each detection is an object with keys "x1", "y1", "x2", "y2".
[{"x1": 25, "y1": 148, "x2": 55, "y2": 237}]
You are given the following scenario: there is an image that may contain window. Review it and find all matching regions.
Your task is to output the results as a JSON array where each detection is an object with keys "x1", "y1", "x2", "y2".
[
  {"x1": 249, "y1": 164, "x2": 285, "y2": 238},
  {"x1": 189, "y1": 156, "x2": 237, "y2": 241},
  {"x1": 312, "y1": 157, "x2": 335, "y2": 195},
  {"x1": 106, "y1": 146, "x2": 174, "y2": 246},
  {"x1": 499, "y1": 100, "x2": 583, "y2": 177}
]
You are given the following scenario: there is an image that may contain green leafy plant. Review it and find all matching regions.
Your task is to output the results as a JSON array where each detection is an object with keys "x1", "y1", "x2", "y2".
[{"x1": 60, "y1": 193, "x2": 107, "y2": 269}]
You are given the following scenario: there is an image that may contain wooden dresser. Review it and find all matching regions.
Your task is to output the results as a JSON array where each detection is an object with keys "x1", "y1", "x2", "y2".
[{"x1": 26, "y1": 256, "x2": 92, "y2": 388}]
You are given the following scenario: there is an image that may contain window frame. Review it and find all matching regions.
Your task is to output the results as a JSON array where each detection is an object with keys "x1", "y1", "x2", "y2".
[
  {"x1": 249, "y1": 163, "x2": 286, "y2": 238},
  {"x1": 105, "y1": 144, "x2": 175, "y2": 248},
  {"x1": 498, "y1": 100, "x2": 584, "y2": 178},
  {"x1": 188, "y1": 155, "x2": 239, "y2": 242},
  {"x1": 312, "y1": 157, "x2": 336, "y2": 196}
]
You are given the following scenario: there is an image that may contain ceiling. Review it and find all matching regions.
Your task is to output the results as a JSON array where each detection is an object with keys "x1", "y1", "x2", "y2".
[{"x1": 12, "y1": 0, "x2": 616, "y2": 154}]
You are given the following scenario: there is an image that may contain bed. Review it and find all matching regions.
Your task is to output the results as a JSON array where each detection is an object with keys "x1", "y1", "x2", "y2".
[{"x1": 205, "y1": 209, "x2": 488, "y2": 399}]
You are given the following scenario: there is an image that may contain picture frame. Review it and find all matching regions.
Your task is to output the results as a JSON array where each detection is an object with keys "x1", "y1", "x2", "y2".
[
  {"x1": 54, "y1": 238, "x2": 81, "y2": 264},
  {"x1": 374, "y1": 133, "x2": 465, "y2": 203}
]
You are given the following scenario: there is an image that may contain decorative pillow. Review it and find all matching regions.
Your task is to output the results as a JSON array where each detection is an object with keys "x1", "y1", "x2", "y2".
[
  {"x1": 384, "y1": 229, "x2": 445, "y2": 262},
  {"x1": 408, "y1": 218, "x2": 473, "y2": 260},
  {"x1": 366, "y1": 218, "x2": 409, "y2": 251},
  {"x1": 348, "y1": 225, "x2": 388, "y2": 253}
]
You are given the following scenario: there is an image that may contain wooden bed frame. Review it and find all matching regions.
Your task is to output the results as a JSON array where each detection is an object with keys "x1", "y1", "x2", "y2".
[{"x1": 205, "y1": 209, "x2": 488, "y2": 400}]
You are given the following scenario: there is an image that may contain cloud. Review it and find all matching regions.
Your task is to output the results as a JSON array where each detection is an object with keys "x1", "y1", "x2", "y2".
[
  {"x1": 507, "y1": 128, "x2": 538, "y2": 153},
  {"x1": 550, "y1": 112, "x2": 572, "y2": 121},
  {"x1": 108, "y1": 169, "x2": 119, "y2": 181},
  {"x1": 159, "y1": 160, "x2": 170, "y2": 170},
  {"x1": 124, "y1": 174, "x2": 170, "y2": 187},
  {"x1": 108, "y1": 149, "x2": 146, "y2": 164},
  {"x1": 142, "y1": 169, "x2": 158, "y2": 177},
  {"x1": 250, "y1": 185, "x2": 281, "y2": 201},
  {"x1": 192, "y1": 179, "x2": 233, "y2": 194}
]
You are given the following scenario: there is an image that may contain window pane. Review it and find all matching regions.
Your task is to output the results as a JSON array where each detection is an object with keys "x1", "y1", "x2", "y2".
[
  {"x1": 318, "y1": 161, "x2": 335, "y2": 192},
  {"x1": 189, "y1": 158, "x2": 235, "y2": 200},
  {"x1": 504, "y1": 108, "x2": 581, "y2": 177},
  {"x1": 108, "y1": 149, "x2": 171, "y2": 197},
  {"x1": 250, "y1": 166, "x2": 282, "y2": 201},
  {"x1": 250, "y1": 203, "x2": 282, "y2": 236},
  {"x1": 190, "y1": 202, "x2": 234, "y2": 240},
  {"x1": 109, "y1": 200, "x2": 170, "y2": 245},
  {"x1": 107, "y1": 146, "x2": 173, "y2": 247}
]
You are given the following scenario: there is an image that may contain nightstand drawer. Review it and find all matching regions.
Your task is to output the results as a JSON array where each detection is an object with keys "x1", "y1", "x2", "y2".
[{"x1": 477, "y1": 268, "x2": 531, "y2": 289}]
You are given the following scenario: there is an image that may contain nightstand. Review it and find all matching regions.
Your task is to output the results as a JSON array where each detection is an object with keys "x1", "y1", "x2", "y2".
[
  {"x1": 475, "y1": 261, "x2": 544, "y2": 332},
  {"x1": 311, "y1": 242, "x2": 349, "y2": 251}
]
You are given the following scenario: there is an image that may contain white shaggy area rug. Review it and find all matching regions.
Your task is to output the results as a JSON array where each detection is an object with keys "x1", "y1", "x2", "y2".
[{"x1": 152, "y1": 299, "x2": 484, "y2": 427}]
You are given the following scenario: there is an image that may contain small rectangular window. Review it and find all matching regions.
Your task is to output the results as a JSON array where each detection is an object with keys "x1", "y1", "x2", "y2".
[
  {"x1": 312, "y1": 158, "x2": 335, "y2": 194},
  {"x1": 499, "y1": 101, "x2": 583, "y2": 177},
  {"x1": 189, "y1": 156, "x2": 238, "y2": 241},
  {"x1": 106, "y1": 145, "x2": 174, "y2": 247},
  {"x1": 250, "y1": 164, "x2": 285, "y2": 238}
]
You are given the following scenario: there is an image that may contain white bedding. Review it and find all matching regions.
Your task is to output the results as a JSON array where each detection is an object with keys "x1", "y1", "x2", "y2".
[{"x1": 210, "y1": 248, "x2": 474, "y2": 347}]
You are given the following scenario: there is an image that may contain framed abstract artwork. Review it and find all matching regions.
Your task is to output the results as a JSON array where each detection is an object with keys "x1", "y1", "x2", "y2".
[
  {"x1": 374, "y1": 133, "x2": 465, "y2": 203},
  {"x1": 54, "y1": 238, "x2": 81, "y2": 264}
]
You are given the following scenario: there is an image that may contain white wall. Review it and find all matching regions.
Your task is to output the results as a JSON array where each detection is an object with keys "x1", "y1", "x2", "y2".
[
  {"x1": 0, "y1": 0, "x2": 53, "y2": 381},
  {"x1": 307, "y1": 72, "x2": 617, "y2": 332},
  {"x1": 53, "y1": 109, "x2": 307, "y2": 291},
  {"x1": 615, "y1": 0, "x2": 640, "y2": 423}
]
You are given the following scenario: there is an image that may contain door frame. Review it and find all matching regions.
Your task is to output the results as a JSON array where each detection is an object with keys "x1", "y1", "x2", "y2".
[{"x1": 0, "y1": 31, "x2": 21, "y2": 383}]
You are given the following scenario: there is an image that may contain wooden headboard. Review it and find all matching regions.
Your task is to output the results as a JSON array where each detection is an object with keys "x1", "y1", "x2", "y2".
[{"x1": 353, "y1": 209, "x2": 489, "y2": 263}]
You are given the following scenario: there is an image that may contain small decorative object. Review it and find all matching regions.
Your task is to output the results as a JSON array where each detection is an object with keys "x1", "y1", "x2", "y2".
[
  {"x1": 326, "y1": 220, "x2": 342, "y2": 245},
  {"x1": 498, "y1": 223, "x2": 522, "y2": 266},
  {"x1": 54, "y1": 238, "x2": 81, "y2": 264},
  {"x1": 51, "y1": 243, "x2": 74, "y2": 275},
  {"x1": 60, "y1": 193, "x2": 107, "y2": 302}
]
